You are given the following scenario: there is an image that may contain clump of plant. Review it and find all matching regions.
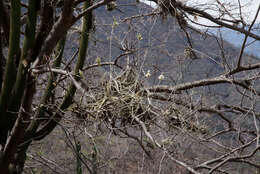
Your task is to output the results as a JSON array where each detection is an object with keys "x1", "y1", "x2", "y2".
[{"x1": 73, "y1": 67, "x2": 155, "y2": 129}]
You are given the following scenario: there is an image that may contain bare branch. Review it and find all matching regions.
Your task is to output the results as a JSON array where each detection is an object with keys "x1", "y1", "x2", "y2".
[{"x1": 237, "y1": 5, "x2": 260, "y2": 68}]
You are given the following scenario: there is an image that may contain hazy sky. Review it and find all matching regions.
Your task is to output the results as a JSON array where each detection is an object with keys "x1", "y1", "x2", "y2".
[{"x1": 143, "y1": 0, "x2": 260, "y2": 26}]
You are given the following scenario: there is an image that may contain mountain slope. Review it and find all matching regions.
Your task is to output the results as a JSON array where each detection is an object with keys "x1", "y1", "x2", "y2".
[
  {"x1": 211, "y1": 27, "x2": 260, "y2": 58},
  {"x1": 65, "y1": 0, "x2": 258, "y2": 84}
]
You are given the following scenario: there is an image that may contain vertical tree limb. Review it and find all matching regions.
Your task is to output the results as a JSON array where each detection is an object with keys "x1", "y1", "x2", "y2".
[
  {"x1": 32, "y1": 0, "x2": 93, "y2": 141},
  {"x1": 6, "y1": 0, "x2": 38, "y2": 141},
  {"x1": 0, "y1": 32, "x2": 4, "y2": 93},
  {"x1": 0, "y1": 0, "x2": 10, "y2": 45},
  {"x1": 30, "y1": 0, "x2": 54, "y2": 62},
  {"x1": 0, "y1": 0, "x2": 21, "y2": 145},
  {"x1": 23, "y1": 35, "x2": 66, "y2": 142},
  {"x1": 34, "y1": 0, "x2": 75, "y2": 66}
]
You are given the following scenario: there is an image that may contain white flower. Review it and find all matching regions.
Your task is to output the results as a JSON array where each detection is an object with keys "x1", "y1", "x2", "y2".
[
  {"x1": 145, "y1": 70, "x2": 151, "y2": 78},
  {"x1": 158, "y1": 73, "x2": 165, "y2": 80}
]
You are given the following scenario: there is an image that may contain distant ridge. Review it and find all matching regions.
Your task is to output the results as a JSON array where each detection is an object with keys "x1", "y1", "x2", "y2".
[{"x1": 211, "y1": 27, "x2": 260, "y2": 58}]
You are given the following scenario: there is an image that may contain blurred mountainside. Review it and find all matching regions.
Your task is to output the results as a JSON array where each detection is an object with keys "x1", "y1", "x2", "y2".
[
  {"x1": 17, "y1": 0, "x2": 259, "y2": 93},
  {"x1": 63, "y1": 3, "x2": 259, "y2": 173},
  {"x1": 15, "y1": 2, "x2": 259, "y2": 173},
  {"x1": 65, "y1": 0, "x2": 259, "y2": 84}
]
